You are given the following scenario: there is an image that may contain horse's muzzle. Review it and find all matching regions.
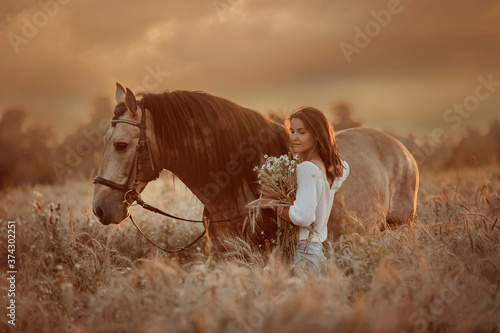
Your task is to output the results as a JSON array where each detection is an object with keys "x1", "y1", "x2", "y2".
[
  {"x1": 93, "y1": 205, "x2": 124, "y2": 225},
  {"x1": 93, "y1": 206, "x2": 106, "y2": 224}
]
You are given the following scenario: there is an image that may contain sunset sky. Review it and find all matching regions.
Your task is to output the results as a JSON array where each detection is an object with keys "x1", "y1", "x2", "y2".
[{"x1": 1, "y1": 0, "x2": 499, "y2": 142}]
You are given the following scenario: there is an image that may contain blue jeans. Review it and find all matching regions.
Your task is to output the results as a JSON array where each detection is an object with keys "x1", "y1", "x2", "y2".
[{"x1": 290, "y1": 241, "x2": 325, "y2": 275}]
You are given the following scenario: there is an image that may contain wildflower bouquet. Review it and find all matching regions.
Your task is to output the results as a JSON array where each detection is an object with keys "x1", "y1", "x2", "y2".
[{"x1": 247, "y1": 153, "x2": 313, "y2": 261}]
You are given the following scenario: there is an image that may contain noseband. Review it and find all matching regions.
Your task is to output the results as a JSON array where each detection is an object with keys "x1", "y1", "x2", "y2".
[{"x1": 93, "y1": 102, "x2": 158, "y2": 205}]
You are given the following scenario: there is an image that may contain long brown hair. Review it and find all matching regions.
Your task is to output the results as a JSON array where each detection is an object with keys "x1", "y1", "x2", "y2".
[{"x1": 287, "y1": 106, "x2": 343, "y2": 182}]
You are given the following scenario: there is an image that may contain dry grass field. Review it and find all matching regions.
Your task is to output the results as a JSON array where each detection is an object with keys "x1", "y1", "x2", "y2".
[{"x1": 1, "y1": 166, "x2": 499, "y2": 333}]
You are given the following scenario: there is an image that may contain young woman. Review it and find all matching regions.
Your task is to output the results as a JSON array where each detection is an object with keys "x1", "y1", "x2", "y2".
[{"x1": 261, "y1": 106, "x2": 350, "y2": 274}]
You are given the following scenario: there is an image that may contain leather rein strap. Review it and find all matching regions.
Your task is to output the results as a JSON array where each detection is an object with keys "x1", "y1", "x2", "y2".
[
  {"x1": 129, "y1": 215, "x2": 207, "y2": 253},
  {"x1": 134, "y1": 195, "x2": 237, "y2": 223},
  {"x1": 129, "y1": 193, "x2": 243, "y2": 253},
  {"x1": 93, "y1": 103, "x2": 244, "y2": 253}
]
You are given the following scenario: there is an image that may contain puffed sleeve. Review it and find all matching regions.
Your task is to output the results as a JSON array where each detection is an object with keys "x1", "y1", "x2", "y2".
[
  {"x1": 332, "y1": 160, "x2": 350, "y2": 192},
  {"x1": 288, "y1": 162, "x2": 322, "y2": 227}
]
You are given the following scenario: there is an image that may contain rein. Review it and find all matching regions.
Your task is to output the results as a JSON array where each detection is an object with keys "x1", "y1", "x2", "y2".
[
  {"x1": 134, "y1": 194, "x2": 243, "y2": 223},
  {"x1": 128, "y1": 192, "x2": 245, "y2": 253},
  {"x1": 93, "y1": 102, "x2": 246, "y2": 253},
  {"x1": 128, "y1": 215, "x2": 207, "y2": 253}
]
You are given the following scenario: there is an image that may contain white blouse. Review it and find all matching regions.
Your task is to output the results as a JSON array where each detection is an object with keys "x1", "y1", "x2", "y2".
[{"x1": 288, "y1": 160, "x2": 350, "y2": 242}]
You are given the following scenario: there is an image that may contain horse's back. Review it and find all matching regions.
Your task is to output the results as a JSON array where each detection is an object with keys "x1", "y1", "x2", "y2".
[{"x1": 329, "y1": 128, "x2": 418, "y2": 237}]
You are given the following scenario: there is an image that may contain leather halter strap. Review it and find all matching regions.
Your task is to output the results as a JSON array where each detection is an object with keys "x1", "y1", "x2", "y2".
[
  {"x1": 93, "y1": 103, "x2": 158, "y2": 200},
  {"x1": 110, "y1": 119, "x2": 144, "y2": 128}
]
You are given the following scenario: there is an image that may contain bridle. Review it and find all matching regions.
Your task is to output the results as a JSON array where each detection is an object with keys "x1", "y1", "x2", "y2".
[
  {"x1": 93, "y1": 101, "x2": 158, "y2": 206},
  {"x1": 93, "y1": 102, "x2": 245, "y2": 253}
]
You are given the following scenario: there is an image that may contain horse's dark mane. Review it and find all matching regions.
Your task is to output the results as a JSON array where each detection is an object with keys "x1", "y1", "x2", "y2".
[{"x1": 139, "y1": 90, "x2": 290, "y2": 197}]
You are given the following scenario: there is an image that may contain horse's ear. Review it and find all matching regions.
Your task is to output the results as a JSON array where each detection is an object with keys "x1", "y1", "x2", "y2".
[
  {"x1": 116, "y1": 83, "x2": 126, "y2": 104},
  {"x1": 125, "y1": 88, "x2": 137, "y2": 115}
]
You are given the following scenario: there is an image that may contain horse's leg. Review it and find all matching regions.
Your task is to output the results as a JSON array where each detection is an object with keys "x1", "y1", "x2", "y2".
[
  {"x1": 202, "y1": 207, "x2": 228, "y2": 254},
  {"x1": 386, "y1": 163, "x2": 419, "y2": 228},
  {"x1": 386, "y1": 188, "x2": 417, "y2": 228},
  {"x1": 329, "y1": 199, "x2": 347, "y2": 240},
  {"x1": 202, "y1": 206, "x2": 258, "y2": 255}
]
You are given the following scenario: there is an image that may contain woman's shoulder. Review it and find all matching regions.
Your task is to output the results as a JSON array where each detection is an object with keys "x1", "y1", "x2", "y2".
[
  {"x1": 297, "y1": 161, "x2": 323, "y2": 174},
  {"x1": 296, "y1": 161, "x2": 325, "y2": 183}
]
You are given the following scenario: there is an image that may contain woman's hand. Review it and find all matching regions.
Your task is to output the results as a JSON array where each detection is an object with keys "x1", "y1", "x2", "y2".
[
  {"x1": 259, "y1": 196, "x2": 278, "y2": 209},
  {"x1": 260, "y1": 196, "x2": 291, "y2": 221}
]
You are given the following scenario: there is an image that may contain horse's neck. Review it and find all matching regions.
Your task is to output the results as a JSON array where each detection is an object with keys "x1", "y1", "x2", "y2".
[
  {"x1": 153, "y1": 119, "x2": 253, "y2": 212},
  {"x1": 164, "y1": 160, "x2": 253, "y2": 213}
]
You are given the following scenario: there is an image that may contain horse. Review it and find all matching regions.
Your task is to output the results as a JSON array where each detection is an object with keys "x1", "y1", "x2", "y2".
[{"x1": 92, "y1": 83, "x2": 419, "y2": 252}]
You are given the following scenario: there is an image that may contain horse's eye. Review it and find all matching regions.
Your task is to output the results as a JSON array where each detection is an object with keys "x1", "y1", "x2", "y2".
[{"x1": 115, "y1": 142, "x2": 128, "y2": 152}]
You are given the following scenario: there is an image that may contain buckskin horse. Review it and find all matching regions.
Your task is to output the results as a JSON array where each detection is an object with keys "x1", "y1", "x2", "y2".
[{"x1": 92, "y1": 83, "x2": 419, "y2": 252}]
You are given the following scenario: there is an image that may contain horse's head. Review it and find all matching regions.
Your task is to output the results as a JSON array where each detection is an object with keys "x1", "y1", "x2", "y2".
[{"x1": 92, "y1": 83, "x2": 160, "y2": 225}]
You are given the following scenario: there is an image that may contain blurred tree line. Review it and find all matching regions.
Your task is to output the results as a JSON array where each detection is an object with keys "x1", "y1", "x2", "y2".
[
  {"x1": 51, "y1": 97, "x2": 110, "y2": 183},
  {"x1": 0, "y1": 98, "x2": 110, "y2": 189},
  {"x1": 397, "y1": 120, "x2": 500, "y2": 169},
  {"x1": 0, "y1": 100, "x2": 498, "y2": 189},
  {"x1": 0, "y1": 109, "x2": 56, "y2": 188}
]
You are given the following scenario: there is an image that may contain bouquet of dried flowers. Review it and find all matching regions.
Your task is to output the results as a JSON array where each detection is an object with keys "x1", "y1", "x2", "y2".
[{"x1": 247, "y1": 153, "x2": 314, "y2": 261}]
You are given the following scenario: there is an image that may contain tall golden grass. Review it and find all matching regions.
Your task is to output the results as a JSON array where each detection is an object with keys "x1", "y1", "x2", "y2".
[{"x1": 0, "y1": 166, "x2": 499, "y2": 333}]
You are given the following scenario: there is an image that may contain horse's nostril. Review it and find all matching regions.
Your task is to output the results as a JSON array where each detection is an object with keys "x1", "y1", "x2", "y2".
[{"x1": 95, "y1": 207, "x2": 104, "y2": 221}]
